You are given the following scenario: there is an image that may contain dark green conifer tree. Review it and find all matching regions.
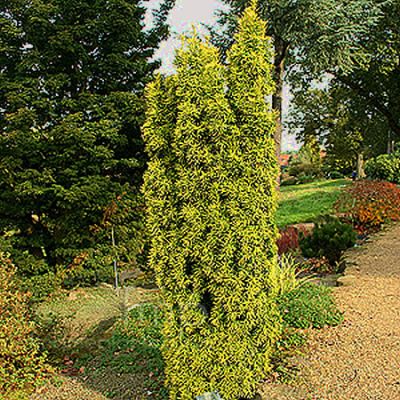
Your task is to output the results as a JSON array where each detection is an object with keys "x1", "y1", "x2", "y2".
[{"x1": 0, "y1": 0, "x2": 175, "y2": 287}]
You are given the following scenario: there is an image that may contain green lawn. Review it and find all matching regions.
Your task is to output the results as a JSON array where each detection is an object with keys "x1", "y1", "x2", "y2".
[{"x1": 276, "y1": 179, "x2": 349, "y2": 227}]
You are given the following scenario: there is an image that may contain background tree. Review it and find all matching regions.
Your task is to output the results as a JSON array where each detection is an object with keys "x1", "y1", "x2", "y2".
[
  {"x1": 287, "y1": 0, "x2": 400, "y2": 171},
  {"x1": 0, "y1": 0, "x2": 175, "y2": 290},
  {"x1": 143, "y1": 4, "x2": 281, "y2": 398},
  {"x1": 288, "y1": 84, "x2": 391, "y2": 175},
  {"x1": 333, "y1": 0, "x2": 400, "y2": 145},
  {"x1": 212, "y1": 0, "x2": 383, "y2": 158},
  {"x1": 287, "y1": 135, "x2": 323, "y2": 180}
]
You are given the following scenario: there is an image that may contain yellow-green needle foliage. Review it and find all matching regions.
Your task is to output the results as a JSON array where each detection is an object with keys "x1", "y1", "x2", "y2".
[{"x1": 142, "y1": 3, "x2": 281, "y2": 399}]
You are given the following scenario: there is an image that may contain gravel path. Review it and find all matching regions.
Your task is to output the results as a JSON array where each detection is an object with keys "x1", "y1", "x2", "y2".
[{"x1": 262, "y1": 224, "x2": 400, "y2": 400}]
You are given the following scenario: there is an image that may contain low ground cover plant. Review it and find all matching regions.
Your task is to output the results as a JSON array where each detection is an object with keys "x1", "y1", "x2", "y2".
[
  {"x1": 300, "y1": 257, "x2": 332, "y2": 275},
  {"x1": 271, "y1": 281, "x2": 343, "y2": 382},
  {"x1": 336, "y1": 180, "x2": 400, "y2": 232},
  {"x1": 277, "y1": 283, "x2": 344, "y2": 329}
]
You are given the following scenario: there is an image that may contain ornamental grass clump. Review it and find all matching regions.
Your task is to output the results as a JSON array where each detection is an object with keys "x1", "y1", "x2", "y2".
[{"x1": 142, "y1": 2, "x2": 281, "y2": 399}]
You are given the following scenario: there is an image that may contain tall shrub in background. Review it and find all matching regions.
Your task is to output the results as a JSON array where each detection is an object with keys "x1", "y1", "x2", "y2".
[
  {"x1": 365, "y1": 152, "x2": 400, "y2": 183},
  {"x1": 287, "y1": 136, "x2": 323, "y2": 181},
  {"x1": 143, "y1": 3, "x2": 281, "y2": 399}
]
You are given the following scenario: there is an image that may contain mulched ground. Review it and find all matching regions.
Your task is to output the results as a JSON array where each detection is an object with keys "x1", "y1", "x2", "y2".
[
  {"x1": 31, "y1": 378, "x2": 108, "y2": 400},
  {"x1": 261, "y1": 224, "x2": 400, "y2": 400}
]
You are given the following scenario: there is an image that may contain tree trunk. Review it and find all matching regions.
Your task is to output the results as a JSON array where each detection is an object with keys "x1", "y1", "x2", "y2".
[
  {"x1": 272, "y1": 38, "x2": 286, "y2": 162},
  {"x1": 272, "y1": 38, "x2": 288, "y2": 188},
  {"x1": 387, "y1": 131, "x2": 395, "y2": 154},
  {"x1": 357, "y1": 152, "x2": 365, "y2": 179}
]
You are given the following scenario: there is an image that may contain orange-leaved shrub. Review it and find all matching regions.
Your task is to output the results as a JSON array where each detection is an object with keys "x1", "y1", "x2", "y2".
[
  {"x1": 336, "y1": 180, "x2": 400, "y2": 232},
  {"x1": 0, "y1": 252, "x2": 49, "y2": 398}
]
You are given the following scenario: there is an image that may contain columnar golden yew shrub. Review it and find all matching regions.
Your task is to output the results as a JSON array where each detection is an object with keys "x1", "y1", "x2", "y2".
[
  {"x1": 143, "y1": 3, "x2": 280, "y2": 399},
  {"x1": 0, "y1": 253, "x2": 49, "y2": 398}
]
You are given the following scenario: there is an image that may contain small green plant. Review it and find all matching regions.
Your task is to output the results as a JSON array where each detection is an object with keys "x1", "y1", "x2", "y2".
[
  {"x1": 276, "y1": 254, "x2": 310, "y2": 296},
  {"x1": 0, "y1": 237, "x2": 62, "y2": 303},
  {"x1": 89, "y1": 303, "x2": 166, "y2": 399},
  {"x1": 275, "y1": 254, "x2": 301, "y2": 296},
  {"x1": 328, "y1": 171, "x2": 345, "y2": 180},
  {"x1": 277, "y1": 283, "x2": 344, "y2": 329},
  {"x1": 20, "y1": 271, "x2": 64, "y2": 303},
  {"x1": 300, "y1": 217, "x2": 356, "y2": 267},
  {"x1": 280, "y1": 175, "x2": 298, "y2": 186}
]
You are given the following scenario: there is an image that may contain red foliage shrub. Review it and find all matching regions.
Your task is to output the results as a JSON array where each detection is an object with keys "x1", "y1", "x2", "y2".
[
  {"x1": 336, "y1": 180, "x2": 400, "y2": 233},
  {"x1": 277, "y1": 225, "x2": 311, "y2": 255},
  {"x1": 277, "y1": 227, "x2": 298, "y2": 255}
]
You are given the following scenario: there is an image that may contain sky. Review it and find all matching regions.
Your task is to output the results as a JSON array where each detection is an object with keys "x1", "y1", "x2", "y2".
[
  {"x1": 146, "y1": 0, "x2": 299, "y2": 151},
  {"x1": 149, "y1": 0, "x2": 226, "y2": 74}
]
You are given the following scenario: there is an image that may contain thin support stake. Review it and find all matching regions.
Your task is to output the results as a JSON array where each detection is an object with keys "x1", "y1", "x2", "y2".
[{"x1": 111, "y1": 226, "x2": 119, "y2": 289}]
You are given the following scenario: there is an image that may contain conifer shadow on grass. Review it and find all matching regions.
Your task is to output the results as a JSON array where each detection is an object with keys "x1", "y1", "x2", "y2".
[
  {"x1": 79, "y1": 304, "x2": 167, "y2": 399},
  {"x1": 33, "y1": 282, "x2": 343, "y2": 399}
]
